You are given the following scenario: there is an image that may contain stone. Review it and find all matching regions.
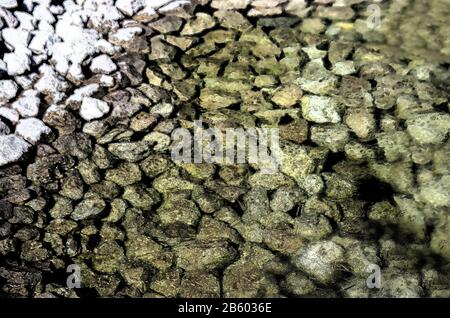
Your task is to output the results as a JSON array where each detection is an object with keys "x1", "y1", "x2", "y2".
[
  {"x1": 0, "y1": 0, "x2": 18, "y2": 9},
  {"x1": 92, "y1": 241, "x2": 125, "y2": 274},
  {"x1": 105, "y1": 162, "x2": 142, "y2": 187},
  {"x1": 271, "y1": 85, "x2": 303, "y2": 108},
  {"x1": 181, "y1": 13, "x2": 216, "y2": 35},
  {"x1": 108, "y1": 141, "x2": 151, "y2": 162},
  {"x1": 0, "y1": 107, "x2": 19, "y2": 124},
  {"x1": 0, "y1": 120, "x2": 10, "y2": 135},
  {"x1": 71, "y1": 196, "x2": 106, "y2": 221},
  {"x1": 4, "y1": 51, "x2": 30, "y2": 76},
  {"x1": 149, "y1": 16, "x2": 183, "y2": 34},
  {"x1": 116, "y1": 0, "x2": 144, "y2": 16},
  {"x1": 149, "y1": 37, "x2": 177, "y2": 60},
  {"x1": 174, "y1": 240, "x2": 237, "y2": 271},
  {"x1": 80, "y1": 97, "x2": 110, "y2": 121},
  {"x1": 11, "y1": 90, "x2": 40, "y2": 118},
  {"x1": 214, "y1": 10, "x2": 252, "y2": 32},
  {"x1": 301, "y1": 95, "x2": 341, "y2": 124},
  {"x1": 90, "y1": 54, "x2": 117, "y2": 74},
  {"x1": 15, "y1": 118, "x2": 51, "y2": 145},
  {"x1": 211, "y1": 0, "x2": 251, "y2": 10},
  {"x1": 126, "y1": 234, "x2": 173, "y2": 270},
  {"x1": 280, "y1": 144, "x2": 315, "y2": 184},
  {"x1": 332, "y1": 61, "x2": 357, "y2": 76},
  {"x1": 280, "y1": 118, "x2": 309, "y2": 144},
  {"x1": 179, "y1": 271, "x2": 221, "y2": 298},
  {"x1": 157, "y1": 197, "x2": 201, "y2": 226},
  {"x1": 199, "y1": 89, "x2": 240, "y2": 110},
  {"x1": 311, "y1": 124, "x2": 350, "y2": 152},
  {"x1": 60, "y1": 172, "x2": 84, "y2": 200},
  {"x1": 150, "y1": 103, "x2": 174, "y2": 118},
  {"x1": 0, "y1": 135, "x2": 30, "y2": 167},
  {"x1": 406, "y1": 113, "x2": 450, "y2": 145},
  {"x1": 293, "y1": 241, "x2": 345, "y2": 284},
  {"x1": 0, "y1": 80, "x2": 18, "y2": 101},
  {"x1": 123, "y1": 185, "x2": 160, "y2": 210},
  {"x1": 345, "y1": 108, "x2": 376, "y2": 140}
]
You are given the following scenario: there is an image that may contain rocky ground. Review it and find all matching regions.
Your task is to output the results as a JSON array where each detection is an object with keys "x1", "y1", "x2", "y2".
[{"x1": 0, "y1": 0, "x2": 449, "y2": 298}]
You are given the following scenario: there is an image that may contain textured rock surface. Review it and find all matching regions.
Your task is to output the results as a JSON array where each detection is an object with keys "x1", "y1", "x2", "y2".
[{"x1": 0, "y1": 0, "x2": 449, "y2": 299}]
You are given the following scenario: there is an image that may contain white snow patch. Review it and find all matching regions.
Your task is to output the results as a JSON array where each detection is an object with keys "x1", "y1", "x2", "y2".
[
  {"x1": 80, "y1": 97, "x2": 110, "y2": 121},
  {"x1": 11, "y1": 90, "x2": 41, "y2": 118},
  {"x1": 0, "y1": 134, "x2": 31, "y2": 166},
  {"x1": 90, "y1": 54, "x2": 117, "y2": 74},
  {"x1": 116, "y1": 0, "x2": 144, "y2": 16},
  {"x1": 0, "y1": 107, "x2": 19, "y2": 124},
  {"x1": 15, "y1": 118, "x2": 51, "y2": 144},
  {"x1": 0, "y1": 80, "x2": 18, "y2": 101}
]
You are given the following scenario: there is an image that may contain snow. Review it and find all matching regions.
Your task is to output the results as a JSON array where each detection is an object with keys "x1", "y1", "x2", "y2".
[
  {"x1": 0, "y1": 80, "x2": 18, "y2": 101},
  {"x1": 116, "y1": 0, "x2": 144, "y2": 16},
  {"x1": 0, "y1": 134, "x2": 31, "y2": 167},
  {"x1": 15, "y1": 118, "x2": 51, "y2": 144},
  {"x1": 0, "y1": 107, "x2": 20, "y2": 124},
  {"x1": 4, "y1": 51, "x2": 31, "y2": 76},
  {"x1": 80, "y1": 97, "x2": 110, "y2": 121},
  {"x1": 90, "y1": 54, "x2": 117, "y2": 74},
  {"x1": 0, "y1": 0, "x2": 18, "y2": 9},
  {"x1": 11, "y1": 90, "x2": 41, "y2": 118},
  {"x1": 66, "y1": 84, "x2": 100, "y2": 106}
]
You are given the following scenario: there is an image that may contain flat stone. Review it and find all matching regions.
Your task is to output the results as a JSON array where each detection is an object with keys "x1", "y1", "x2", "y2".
[
  {"x1": 0, "y1": 135, "x2": 30, "y2": 167},
  {"x1": 181, "y1": 13, "x2": 216, "y2": 35},
  {"x1": 199, "y1": 89, "x2": 240, "y2": 110},
  {"x1": 248, "y1": 6, "x2": 283, "y2": 17},
  {"x1": 214, "y1": 10, "x2": 252, "y2": 32},
  {"x1": 15, "y1": 118, "x2": 51, "y2": 145},
  {"x1": 80, "y1": 97, "x2": 110, "y2": 121},
  {"x1": 149, "y1": 16, "x2": 183, "y2": 33},
  {"x1": 252, "y1": 0, "x2": 287, "y2": 7},
  {"x1": 211, "y1": 0, "x2": 251, "y2": 10}
]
